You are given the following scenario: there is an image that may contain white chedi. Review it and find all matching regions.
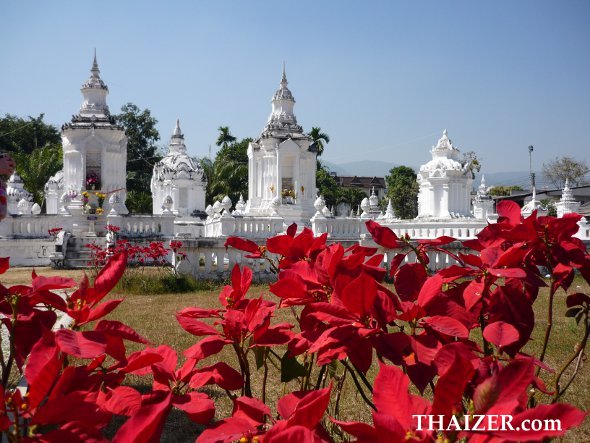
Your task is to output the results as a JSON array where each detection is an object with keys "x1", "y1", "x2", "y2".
[
  {"x1": 417, "y1": 130, "x2": 473, "y2": 219},
  {"x1": 151, "y1": 120, "x2": 207, "y2": 216}
]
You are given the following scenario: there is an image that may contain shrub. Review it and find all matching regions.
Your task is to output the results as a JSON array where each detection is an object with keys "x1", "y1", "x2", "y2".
[{"x1": 0, "y1": 201, "x2": 588, "y2": 442}]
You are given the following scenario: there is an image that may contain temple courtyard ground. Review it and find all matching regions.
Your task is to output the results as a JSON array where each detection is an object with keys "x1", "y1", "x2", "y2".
[{"x1": 2, "y1": 267, "x2": 589, "y2": 442}]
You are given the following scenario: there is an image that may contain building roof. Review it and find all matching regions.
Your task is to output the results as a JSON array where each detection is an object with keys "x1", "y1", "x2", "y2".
[{"x1": 336, "y1": 175, "x2": 386, "y2": 188}]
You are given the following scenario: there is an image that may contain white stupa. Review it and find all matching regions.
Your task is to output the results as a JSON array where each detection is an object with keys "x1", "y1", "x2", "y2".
[
  {"x1": 45, "y1": 52, "x2": 128, "y2": 215},
  {"x1": 151, "y1": 120, "x2": 207, "y2": 216},
  {"x1": 417, "y1": 130, "x2": 473, "y2": 219},
  {"x1": 472, "y1": 175, "x2": 494, "y2": 220},
  {"x1": 245, "y1": 65, "x2": 317, "y2": 223},
  {"x1": 555, "y1": 178, "x2": 580, "y2": 217},
  {"x1": 6, "y1": 171, "x2": 32, "y2": 215}
]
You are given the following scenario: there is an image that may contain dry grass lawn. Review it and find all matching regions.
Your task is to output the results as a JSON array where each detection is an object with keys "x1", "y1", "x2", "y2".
[{"x1": 2, "y1": 267, "x2": 589, "y2": 442}]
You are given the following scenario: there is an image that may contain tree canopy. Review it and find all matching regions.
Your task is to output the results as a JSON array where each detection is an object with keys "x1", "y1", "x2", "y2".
[
  {"x1": 204, "y1": 132, "x2": 250, "y2": 205},
  {"x1": 0, "y1": 114, "x2": 61, "y2": 155},
  {"x1": 0, "y1": 114, "x2": 62, "y2": 208},
  {"x1": 114, "y1": 103, "x2": 161, "y2": 213},
  {"x1": 488, "y1": 185, "x2": 523, "y2": 196},
  {"x1": 385, "y1": 165, "x2": 418, "y2": 219},
  {"x1": 216, "y1": 126, "x2": 237, "y2": 150},
  {"x1": 12, "y1": 145, "x2": 62, "y2": 206},
  {"x1": 542, "y1": 156, "x2": 589, "y2": 188},
  {"x1": 308, "y1": 127, "x2": 330, "y2": 157}
]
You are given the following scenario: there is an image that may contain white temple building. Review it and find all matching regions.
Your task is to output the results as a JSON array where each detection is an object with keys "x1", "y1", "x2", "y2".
[
  {"x1": 45, "y1": 52, "x2": 128, "y2": 215},
  {"x1": 151, "y1": 120, "x2": 207, "y2": 216},
  {"x1": 245, "y1": 65, "x2": 317, "y2": 223},
  {"x1": 417, "y1": 130, "x2": 473, "y2": 219},
  {"x1": 1, "y1": 55, "x2": 588, "y2": 271}
]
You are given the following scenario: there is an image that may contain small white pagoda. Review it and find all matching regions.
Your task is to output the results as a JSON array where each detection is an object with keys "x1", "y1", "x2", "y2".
[
  {"x1": 417, "y1": 130, "x2": 473, "y2": 219},
  {"x1": 556, "y1": 179, "x2": 581, "y2": 217},
  {"x1": 472, "y1": 175, "x2": 494, "y2": 220},
  {"x1": 6, "y1": 172, "x2": 33, "y2": 215},
  {"x1": 151, "y1": 120, "x2": 207, "y2": 216},
  {"x1": 45, "y1": 52, "x2": 128, "y2": 215},
  {"x1": 245, "y1": 65, "x2": 317, "y2": 223}
]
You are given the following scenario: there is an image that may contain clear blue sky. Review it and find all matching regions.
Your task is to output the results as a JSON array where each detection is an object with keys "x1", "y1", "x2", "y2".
[{"x1": 1, "y1": 0, "x2": 588, "y2": 173}]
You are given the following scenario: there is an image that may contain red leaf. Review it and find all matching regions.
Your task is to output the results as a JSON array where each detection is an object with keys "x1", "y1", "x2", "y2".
[
  {"x1": 366, "y1": 220, "x2": 402, "y2": 249},
  {"x1": 94, "y1": 252, "x2": 127, "y2": 300},
  {"x1": 483, "y1": 321, "x2": 520, "y2": 348},
  {"x1": 279, "y1": 385, "x2": 332, "y2": 429},
  {"x1": 172, "y1": 391, "x2": 215, "y2": 424},
  {"x1": 431, "y1": 352, "x2": 475, "y2": 416},
  {"x1": 422, "y1": 315, "x2": 469, "y2": 339},
  {"x1": 340, "y1": 272, "x2": 377, "y2": 317},
  {"x1": 417, "y1": 236, "x2": 456, "y2": 246},
  {"x1": 97, "y1": 386, "x2": 141, "y2": 416},
  {"x1": 0, "y1": 257, "x2": 9, "y2": 274},
  {"x1": 32, "y1": 275, "x2": 77, "y2": 292},
  {"x1": 25, "y1": 330, "x2": 61, "y2": 409},
  {"x1": 496, "y1": 200, "x2": 521, "y2": 225},
  {"x1": 394, "y1": 263, "x2": 427, "y2": 302},
  {"x1": 55, "y1": 329, "x2": 108, "y2": 359},
  {"x1": 84, "y1": 299, "x2": 124, "y2": 323},
  {"x1": 113, "y1": 391, "x2": 172, "y2": 443},
  {"x1": 190, "y1": 362, "x2": 243, "y2": 391},
  {"x1": 176, "y1": 314, "x2": 219, "y2": 336},
  {"x1": 224, "y1": 237, "x2": 260, "y2": 256},
  {"x1": 417, "y1": 274, "x2": 443, "y2": 308},
  {"x1": 184, "y1": 336, "x2": 228, "y2": 361},
  {"x1": 488, "y1": 267, "x2": 526, "y2": 279},
  {"x1": 95, "y1": 319, "x2": 148, "y2": 343},
  {"x1": 266, "y1": 425, "x2": 315, "y2": 443}
]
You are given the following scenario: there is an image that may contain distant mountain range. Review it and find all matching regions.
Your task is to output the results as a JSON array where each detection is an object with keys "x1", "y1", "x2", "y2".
[{"x1": 322, "y1": 159, "x2": 536, "y2": 189}]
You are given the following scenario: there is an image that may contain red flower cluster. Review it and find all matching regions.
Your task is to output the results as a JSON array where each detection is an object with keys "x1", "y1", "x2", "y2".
[
  {"x1": 86, "y1": 239, "x2": 178, "y2": 269},
  {"x1": 0, "y1": 202, "x2": 588, "y2": 442}
]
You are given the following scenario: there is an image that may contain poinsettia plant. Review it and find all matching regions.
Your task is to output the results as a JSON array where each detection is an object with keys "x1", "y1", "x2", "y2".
[{"x1": 0, "y1": 200, "x2": 588, "y2": 442}]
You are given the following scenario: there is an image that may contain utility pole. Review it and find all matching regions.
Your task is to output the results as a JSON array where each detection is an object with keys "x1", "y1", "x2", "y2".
[{"x1": 528, "y1": 145, "x2": 535, "y2": 191}]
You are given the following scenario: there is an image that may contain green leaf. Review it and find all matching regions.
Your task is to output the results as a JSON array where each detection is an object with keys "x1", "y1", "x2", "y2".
[
  {"x1": 565, "y1": 307, "x2": 583, "y2": 318},
  {"x1": 280, "y1": 351, "x2": 307, "y2": 383},
  {"x1": 254, "y1": 346, "x2": 267, "y2": 370}
]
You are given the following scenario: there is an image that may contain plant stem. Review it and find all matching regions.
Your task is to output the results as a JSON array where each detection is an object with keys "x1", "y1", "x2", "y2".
[
  {"x1": 537, "y1": 285, "x2": 556, "y2": 374},
  {"x1": 262, "y1": 349, "x2": 269, "y2": 404},
  {"x1": 552, "y1": 311, "x2": 589, "y2": 402},
  {"x1": 314, "y1": 364, "x2": 327, "y2": 390},
  {"x1": 343, "y1": 360, "x2": 376, "y2": 411}
]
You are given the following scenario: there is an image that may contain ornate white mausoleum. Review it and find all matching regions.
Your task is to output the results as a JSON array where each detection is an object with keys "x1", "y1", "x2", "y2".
[
  {"x1": 45, "y1": 53, "x2": 128, "y2": 216},
  {"x1": 417, "y1": 130, "x2": 473, "y2": 219},
  {"x1": 1, "y1": 55, "x2": 588, "y2": 273},
  {"x1": 245, "y1": 66, "x2": 317, "y2": 222},
  {"x1": 151, "y1": 120, "x2": 207, "y2": 216}
]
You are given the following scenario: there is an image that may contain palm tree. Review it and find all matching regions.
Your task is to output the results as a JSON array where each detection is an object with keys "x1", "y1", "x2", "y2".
[
  {"x1": 216, "y1": 126, "x2": 236, "y2": 150},
  {"x1": 308, "y1": 127, "x2": 330, "y2": 156}
]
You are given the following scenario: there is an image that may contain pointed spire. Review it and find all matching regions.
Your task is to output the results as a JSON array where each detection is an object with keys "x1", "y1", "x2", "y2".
[
  {"x1": 168, "y1": 118, "x2": 186, "y2": 154},
  {"x1": 281, "y1": 61, "x2": 287, "y2": 85},
  {"x1": 173, "y1": 119, "x2": 183, "y2": 138},
  {"x1": 91, "y1": 48, "x2": 100, "y2": 78}
]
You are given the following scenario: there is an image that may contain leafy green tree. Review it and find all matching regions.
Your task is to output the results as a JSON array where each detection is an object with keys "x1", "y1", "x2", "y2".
[
  {"x1": 216, "y1": 126, "x2": 237, "y2": 150},
  {"x1": 488, "y1": 185, "x2": 523, "y2": 196},
  {"x1": 308, "y1": 127, "x2": 330, "y2": 157},
  {"x1": 385, "y1": 166, "x2": 418, "y2": 219},
  {"x1": 114, "y1": 103, "x2": 161, "y2": 213},
  {"x1": 12, "y1": 144, "x2": 62, "y2": 206},
  {"x1": 542, "y1": 156, "x2": 589, "y2": 188},
  {"x1": 316, "y1": 162, "x2": 339, "y2": 209},
  {"x1": 0, "y1": 114, "x2": 61, "y2": 155},
  {"x1": 205, "y1": 137, "x2": 250, "y2": 205},
  {"x1": 337, "y1": 187, "x2": 367, "y2": 212}
]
